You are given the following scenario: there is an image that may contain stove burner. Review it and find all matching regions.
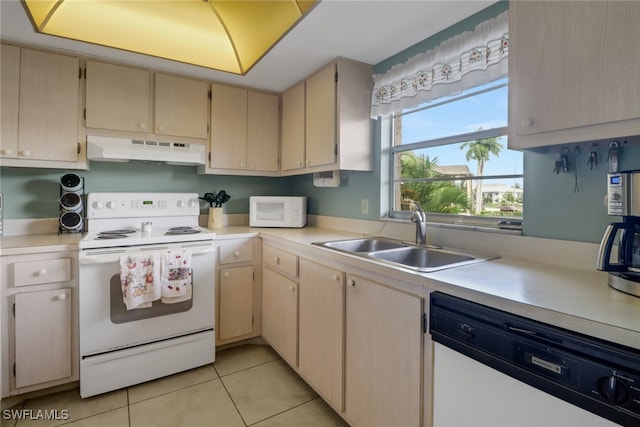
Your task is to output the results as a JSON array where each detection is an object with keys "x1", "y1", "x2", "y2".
[
  {"x1": 99, "y1": 229, "x2": 136, "y2": 235},
  {"x1": 165, "y1": 227, "x2": 201, "y2": 235},
  {"x1": 96, "y1": 234, "x2": 129, "y2": 240}
]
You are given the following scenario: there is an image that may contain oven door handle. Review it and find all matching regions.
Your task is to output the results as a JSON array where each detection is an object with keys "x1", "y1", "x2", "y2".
[{"x1": 79, "y1": 245, "x2": 215, "y2": 264}]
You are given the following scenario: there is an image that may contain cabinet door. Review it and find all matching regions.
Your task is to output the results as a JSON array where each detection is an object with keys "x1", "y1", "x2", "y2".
[
  {"x1": 280, "y1": 81, "x2": 306, "y2": 172},
  {"x1": 155, "y1": 73, "x2": 209, "y2": 139},
  {"x1": 305, "y1": 62, "x2": 337, "y2": 168},
  {"x1": 18, "y1": 49, "x2": 80, "y2": 161},
  {"x1": 210, "y1": 84, "x2": 247, "y2": 169},
  {"x1": 218, "y1": 266, "x2": 254, "y2": 341},
  {"x1": 1, "y1": 44, "x2": 20, "y2": 158},
  {"x1": 510, "y1": 1, "x2": 640, "y2": 148},
  {"x1": 246, "y1": 91, "x2": 279, "y2": 172},
  {"x1": 299, "y1": 259, "x2": 344, "y2": 411},
  {"x1": 14, "y1": 288, "x2": 72, "y2": 388},
  {"x1": 345, "y1": 274, "x2": 422, "y2": 427},
  {"x1": 261, "y1": 267, "x2": 298, "y2": 367},
  {"x1": 85, "y1": 61, "x2": 150, "y2": 133}
]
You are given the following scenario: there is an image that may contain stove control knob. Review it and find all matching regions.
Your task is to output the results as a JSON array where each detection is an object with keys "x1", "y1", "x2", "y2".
[
  {"x1": 597, "y1": 375, "x2": 631, "y2": 405},
  {"x1": 106, "y1": 201, "x2": 117, "y2": 210},
  {"x1": 188, "y1": 199, "x2": 198, "y2": 208},
  {"x1": 92, "y1": 201, "x2": 104, "y2": 210},
  {"x1": 177, "y1": 200, "x2": 186, "y2": 208}
]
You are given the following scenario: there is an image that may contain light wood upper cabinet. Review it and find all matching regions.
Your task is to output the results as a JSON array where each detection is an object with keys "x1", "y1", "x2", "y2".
[
  {"x1": 207, "y1": 84, "x2": 279, "y2": 175},
  {"x1": 1, "y1": 44, "x2": 20, "y2": 158},
  {"x1": 280, "y1": 57, "x2": 373, "y2": 176},
  {"x1": 85, "y1": 61, "x2": 150, "y2": 133},
  {"x1": 155, "y1": 73, "x2": 209, "y2": 139},
  {"x1": 298, "y1": 259, "x2": 344, "y2": 412},
  {"x1": 509, "y1": 1, "x2": 640, "y2": 149},
  {"x1": 16, "y1": 48, "x2": 80, "y2": 162},
  {"x1": 280, "y1": 81, "x2": 305, "y2": 172},
  {"x1": 344, "y1": 274, "x2": 423, "y2": 427}
]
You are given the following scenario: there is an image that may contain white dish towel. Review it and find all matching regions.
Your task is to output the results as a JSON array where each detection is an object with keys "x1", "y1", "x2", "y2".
[
  {"x1": 120, "y1": 254, "x2": 161, "y2": 310},
  {"x1": 161, "y1": 249, "x2": 193, "y2": 304}
]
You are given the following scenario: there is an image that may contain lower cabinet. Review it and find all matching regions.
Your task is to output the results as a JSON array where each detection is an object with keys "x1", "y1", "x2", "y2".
[
  {"x1": 1, "y1": 250, "x2": 79, "y2": 397},
  {"x1": 261, "y1": 242, "x2": 425, "y2": 427},
  {"x1": 261, "y1": 267, "x2": 298, "y2": 367},
  {"x1": 216, "y1": 238, "x2": 261, "y2": 345},
  {"x1": 298, "y1": 259, "x2": 344, "y2": 411},
  {"x1": 344, "y1": 274, "x2": 423, "y2": 427}
]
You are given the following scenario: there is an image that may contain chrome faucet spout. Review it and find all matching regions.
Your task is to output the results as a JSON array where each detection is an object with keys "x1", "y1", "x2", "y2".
[{"x1": 410, "y1": 204, "x2": 427, "y2": 245}]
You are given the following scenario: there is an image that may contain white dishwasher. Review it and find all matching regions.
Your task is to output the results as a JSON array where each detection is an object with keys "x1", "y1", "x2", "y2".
[{"x1": 429, "y1": 292, "x2": 639, "y2": 427}]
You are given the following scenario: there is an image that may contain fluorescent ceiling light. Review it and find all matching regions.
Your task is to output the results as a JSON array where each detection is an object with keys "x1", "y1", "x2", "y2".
[{"x1": 22, "y1": 0, "x2": 318, "y2": 75}]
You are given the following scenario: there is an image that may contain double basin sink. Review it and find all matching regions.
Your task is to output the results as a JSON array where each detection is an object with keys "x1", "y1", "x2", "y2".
[{"x1": 312, "y1": 237, "x2": 497, "y2": 273}]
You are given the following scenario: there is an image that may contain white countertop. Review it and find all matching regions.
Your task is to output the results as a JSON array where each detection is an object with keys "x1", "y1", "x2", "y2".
[{"x1": 3, "y1": 225, "x2": 639, "y2": 350}]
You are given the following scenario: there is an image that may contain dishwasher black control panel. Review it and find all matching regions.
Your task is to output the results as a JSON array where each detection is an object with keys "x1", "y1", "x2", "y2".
[{"x1": 429, "y1": 292, "x2": 640, "y2": 426}]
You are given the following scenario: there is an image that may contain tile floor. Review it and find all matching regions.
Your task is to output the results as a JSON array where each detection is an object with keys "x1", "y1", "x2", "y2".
[{"x1": 1, "y1": 344, "x2": 349, "y2": 427}]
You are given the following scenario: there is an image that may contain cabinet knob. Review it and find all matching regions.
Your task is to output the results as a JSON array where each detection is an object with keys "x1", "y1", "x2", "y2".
[
  {"x1": 37, "y1": 269, "x2": 48, "y2": 277},
  {"x1": 20, "y1": 150, "x2": 31, "y2": 157},
  {"x1": 234, "y1": 251, "x2": 241, "y2": 258},
  {"x1": 519, "y1": 118, "x2": 533, "y2": 128},
  {"x1": 275, "y1": 256, "x2": 280, "y2": 265},
  {"x1": 298, "y1": 161, "x2": 303, "y2": 167},
  {"x1": 57, "y1": 293, "x2": 66, "y2": 300},
  {"x1": 347, "y1": 279, "x2": 355, "y2": 287},
  {"x1": 1, "y1": 148, "x2": 13, "y2": 156},
  {"x1": 223, "y1": 271, "x2": 230, "y2": 278},
  {"x1": 139, "y1": 123, "x2": 147, "y2": 131},
  {"x1": 240, "y1": 162, "x2": 246, "y2": 168},
  {"x1": 157, "y1": 125, "x2": 165, "y2": 132},
  {"x1": 332, "y1": 274, "x2": 339, "y2": 281},
  {"x1": 289, "y1": 286, "x2": 295, "y2": 292}
]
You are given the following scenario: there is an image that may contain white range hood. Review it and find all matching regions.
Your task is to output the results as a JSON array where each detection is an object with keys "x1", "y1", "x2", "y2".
[{"x1": 87, "y1": 135, "x2": 206, "y2": 166}]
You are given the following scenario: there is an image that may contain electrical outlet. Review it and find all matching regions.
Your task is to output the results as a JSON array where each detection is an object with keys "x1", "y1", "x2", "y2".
[{"x1": 361, "y1": 199, "x2": 369, "y2": 215}]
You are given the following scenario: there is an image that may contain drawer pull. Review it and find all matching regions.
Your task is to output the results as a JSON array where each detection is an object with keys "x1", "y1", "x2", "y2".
[
  {"x1": 234, "y1": 251, "x2": 241, "y2": 258},
  {"x1": 347, "y1": 279, "x2": 355, "y2": 287},
  {"x1": 57, "y1": 293, "x2": 66, "y2": 300},
  {"x1": 37, "y1": 269, "x2": 48, "y2": 277},
  {"x1": 223, "y1": 272, "x2": 230, "y2": 278},
  {"x1": 275, "y1": 256, "x2": 280, "y2": 265}
]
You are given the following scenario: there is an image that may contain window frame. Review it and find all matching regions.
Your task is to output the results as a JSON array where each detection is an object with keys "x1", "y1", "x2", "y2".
[{"x1": 386, "y1": 80, "x2": 522, "y2": 233}]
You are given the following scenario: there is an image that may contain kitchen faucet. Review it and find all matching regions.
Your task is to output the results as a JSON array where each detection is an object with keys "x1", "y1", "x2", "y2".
[{"x1": 410, "y1": 203, "x2": 427, "y2": 245}]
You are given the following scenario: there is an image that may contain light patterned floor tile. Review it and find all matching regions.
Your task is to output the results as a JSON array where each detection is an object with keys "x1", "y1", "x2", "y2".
[
  {"x1": 214, "y1": 344, "x2": 279, "y2": 377},
  {"x1": 129, "y1": 379, "x2": 243, "y2": 427},
  {"x1": 252, "y1": 398, "x2": 349, "y2": 427},
  {"x1": 14, "y1": 389, "x2": 127, "y2": 427},
  {"x1": 222, "y1": 359, "x2": 317, "y2": 426},
  {"x1": 59, "y1": 407, "x2": 129, "y2": 427},
  {"x1": 128, "y1": 364, "x2": 218, "y2": 404}
]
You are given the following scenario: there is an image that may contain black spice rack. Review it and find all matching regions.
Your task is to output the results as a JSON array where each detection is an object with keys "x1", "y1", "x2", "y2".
[{"x1": 58, "y1": 173, "x2": 86, "y2": 235}]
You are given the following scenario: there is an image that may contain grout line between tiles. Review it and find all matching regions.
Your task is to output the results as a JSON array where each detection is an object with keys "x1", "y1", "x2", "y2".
[{"x1": 244, "y1": 396, "x2": 320, "y2": 427}]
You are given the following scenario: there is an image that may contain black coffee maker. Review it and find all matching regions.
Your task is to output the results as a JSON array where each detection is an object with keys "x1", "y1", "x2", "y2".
[{"x1": 596, "y1": 171, "x2": 640, "y2": 297}]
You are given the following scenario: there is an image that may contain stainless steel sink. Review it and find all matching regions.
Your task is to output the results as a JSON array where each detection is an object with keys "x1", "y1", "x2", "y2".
[
  {"x1": 317, "y1": 237, "x2": 408, "y2": 253},
  {"x1": 313, "y1": 237, "x2": 497, "y2": 272}
]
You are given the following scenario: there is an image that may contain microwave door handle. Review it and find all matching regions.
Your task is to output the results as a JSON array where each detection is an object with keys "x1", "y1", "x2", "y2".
[{"x1": 596, "y1": 223, "x2": 626, "y2": 271}]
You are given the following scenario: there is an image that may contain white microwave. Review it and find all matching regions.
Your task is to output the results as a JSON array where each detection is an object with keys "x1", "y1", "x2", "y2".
[{"x1": 249, "y1": 196, "x2": 307, "y2": 228}]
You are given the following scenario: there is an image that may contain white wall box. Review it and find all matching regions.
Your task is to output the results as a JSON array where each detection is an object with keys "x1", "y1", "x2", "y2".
[
  {"x1": 509, "y1": 1, "x2": 640, "y2": 149},
  {"x1": 280, "y1": 57, "x2": 373, "y2": 175}
]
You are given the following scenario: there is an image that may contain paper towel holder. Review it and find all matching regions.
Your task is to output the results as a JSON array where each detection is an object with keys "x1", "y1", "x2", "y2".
[{"x1": 313, "y1": 170, "x2": 341, "y2": 187}]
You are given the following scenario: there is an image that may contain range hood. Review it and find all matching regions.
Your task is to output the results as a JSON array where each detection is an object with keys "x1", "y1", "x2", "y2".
[{"x1": 87, "y1": 135, "x2": 206, "y2": 166}]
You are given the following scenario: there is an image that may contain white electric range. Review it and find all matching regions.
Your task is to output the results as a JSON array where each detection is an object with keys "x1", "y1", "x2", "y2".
[{"x1": 78, "y1": 193, "x2": 216, "y2": 397}]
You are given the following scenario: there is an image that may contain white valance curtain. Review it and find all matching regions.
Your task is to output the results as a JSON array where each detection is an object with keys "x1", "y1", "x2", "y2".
[{"x1": 370, "y1": 10, "x2": 509, "y2": 118}]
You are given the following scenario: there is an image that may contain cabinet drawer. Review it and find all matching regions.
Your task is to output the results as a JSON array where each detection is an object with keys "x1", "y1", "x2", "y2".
[
  {"x1": 13, "y1": 258, "x2": 72, "y2": 287},
  {"x1": 219, "y1": 243, "x2": 253, "y2": 264},
  {"x1": 263, "y1": 245, "x2": 298, "y2": 277}
]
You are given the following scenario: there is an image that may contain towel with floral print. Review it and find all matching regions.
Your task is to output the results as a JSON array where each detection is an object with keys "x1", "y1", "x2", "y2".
[
  {"x1": 160, "y1": 249, "x2": 192, "y2": 302},
  {"x1": 120, "y1": 254, "x2": 161, "y2": 310}
]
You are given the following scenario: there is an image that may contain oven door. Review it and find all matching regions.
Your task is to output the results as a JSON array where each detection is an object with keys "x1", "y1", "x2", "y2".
[{"x1": 78, "y1": 240, "x2": 215, "y2": 356}]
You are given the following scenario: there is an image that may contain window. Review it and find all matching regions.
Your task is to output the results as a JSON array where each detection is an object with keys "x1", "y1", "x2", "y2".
[{"x1": 390, "y1": 77, "x2": 523, "y2": 231}]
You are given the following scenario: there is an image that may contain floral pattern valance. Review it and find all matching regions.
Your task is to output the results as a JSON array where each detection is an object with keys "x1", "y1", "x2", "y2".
[{"x1": 371, "y1": 10, "x2": 509, "y2": 118}]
